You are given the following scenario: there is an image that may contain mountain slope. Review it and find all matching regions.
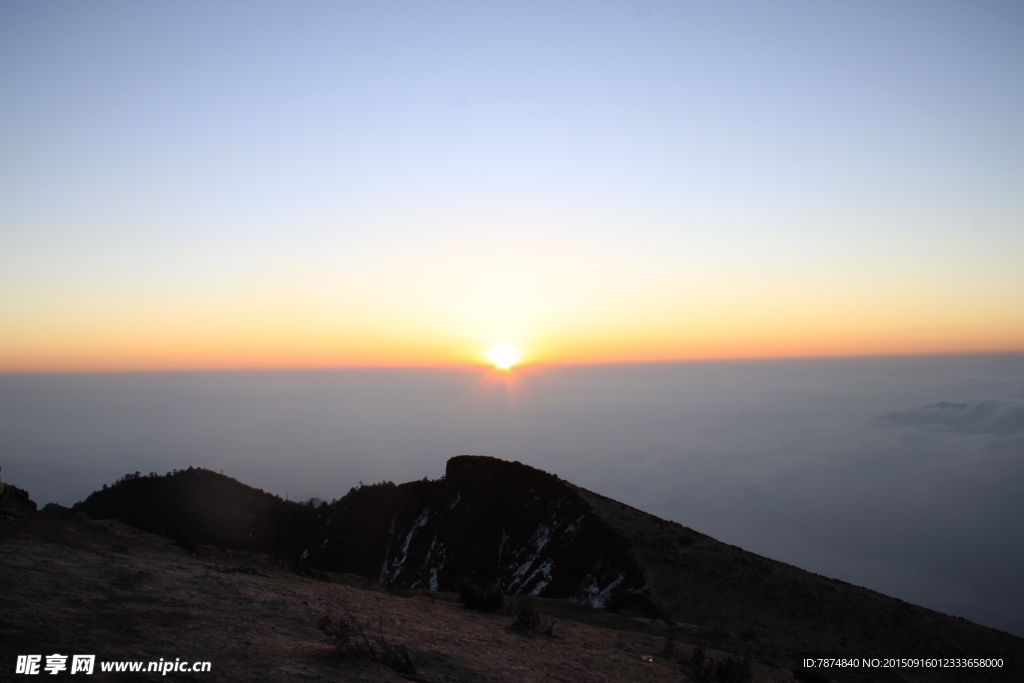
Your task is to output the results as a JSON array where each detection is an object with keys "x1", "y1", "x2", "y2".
[{"x1": 74, "y1": 455, "x2": 1023, "y2": 680}]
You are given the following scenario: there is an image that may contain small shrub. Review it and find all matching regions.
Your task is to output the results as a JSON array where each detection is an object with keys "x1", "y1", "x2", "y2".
[
  {"x1": 313, "y1": 607, "x2": 416, "y2": 676},
  {"x1": 661, "y1": 634, "x2": 677, "y2": 659},
  {"x1": 688, "y1": 647, "x2": 752, "y2": 683},
  {"x1": 456, "y1": 577, "x2": 504, "y2": 612},
  {"x1": 692, "y1": 647, "x2": 706, "y2": 675},
  {"x1": 710, "y1": 654, "x2": 752, "y2": 682},
  {"x1": 509, "y1": 599, "x2": 556, "y2": 637},
  {"x1": 174, "y1": 532, "x2": 201, "y2": 554}
]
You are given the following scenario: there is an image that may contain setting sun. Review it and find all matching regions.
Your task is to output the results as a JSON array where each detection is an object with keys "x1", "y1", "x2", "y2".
[{"x1": 486, "y1": 346, "x2": 522, "y2": 370}]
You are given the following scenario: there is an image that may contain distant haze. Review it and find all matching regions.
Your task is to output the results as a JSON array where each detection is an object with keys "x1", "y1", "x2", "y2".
[{"x1": 3, "y1": 354, "x2": 1022, "y2": 637}]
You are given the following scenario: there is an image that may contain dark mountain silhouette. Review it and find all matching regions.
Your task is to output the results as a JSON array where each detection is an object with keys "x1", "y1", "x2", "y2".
[
  {"x1": 75, "y1": 466, "x2": 318, "y2": 556},
  {"x1": 74, "y1": 455, "x2": 1022, "y2": 679}
]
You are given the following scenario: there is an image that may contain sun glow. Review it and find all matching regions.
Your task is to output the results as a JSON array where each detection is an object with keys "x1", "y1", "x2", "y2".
[{"x1": 486, "y1": 346, "x2": 522, "y2": 370}]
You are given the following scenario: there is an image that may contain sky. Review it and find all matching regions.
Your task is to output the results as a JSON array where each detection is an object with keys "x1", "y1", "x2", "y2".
[{"x1": 2, "y1": 1, "x2": 1024, "y2": 371}]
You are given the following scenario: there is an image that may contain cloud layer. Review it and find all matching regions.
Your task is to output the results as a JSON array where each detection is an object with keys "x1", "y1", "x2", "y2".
[
  {"x1": 881, "y1": 399, "x2": 1024, "y2": 435},
  {"x1": 2, "y1": 354, "x2": 1023, "y2": 636}
]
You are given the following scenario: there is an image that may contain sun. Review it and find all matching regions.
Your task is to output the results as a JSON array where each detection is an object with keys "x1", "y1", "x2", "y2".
[{"x1": 486, "y1": 346, "x2": 522, "y2": 370}]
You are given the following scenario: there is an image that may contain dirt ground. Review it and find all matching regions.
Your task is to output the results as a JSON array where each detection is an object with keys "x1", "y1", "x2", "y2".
[{"x1": 0, "y1": 509, "x2": 799, "y2": 682}]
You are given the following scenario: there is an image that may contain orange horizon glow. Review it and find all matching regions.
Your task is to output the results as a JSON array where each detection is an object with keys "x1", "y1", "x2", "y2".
[
  {"x1": 3, "y1": 334, "x2": 1023, "y2": 374},
  {"x1": 5, "y1": 212, "x2": 1023, "y2": 375},
  {"x1": 3, "y1": 254, "x2": 1023, "y2": 373}
]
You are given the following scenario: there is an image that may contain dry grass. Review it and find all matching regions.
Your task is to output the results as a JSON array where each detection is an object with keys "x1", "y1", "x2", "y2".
[
  {"x1": 313, "y1": 605, "x2": 417, "y2": 677},
  {"x1": 509, "y1": 598, "x2": 557, "y2": 638}
]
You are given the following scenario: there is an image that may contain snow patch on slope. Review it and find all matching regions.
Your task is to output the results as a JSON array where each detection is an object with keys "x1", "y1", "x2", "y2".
[{"x1": 574, "y1": 572, "x2": 625, "y2": 608}]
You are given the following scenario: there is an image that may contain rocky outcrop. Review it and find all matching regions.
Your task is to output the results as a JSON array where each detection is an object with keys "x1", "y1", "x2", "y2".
[
  {"x1": 0, "y1": 483, "x2": 37, "y2": 518},
  {"x1": 303, "y1": 456, "x2": 649, "y2": 612}
]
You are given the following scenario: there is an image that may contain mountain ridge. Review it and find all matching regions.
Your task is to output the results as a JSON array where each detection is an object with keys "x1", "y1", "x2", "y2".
[{"x1": 70, "y1": 455, "x2": 1023, "y2": 680}]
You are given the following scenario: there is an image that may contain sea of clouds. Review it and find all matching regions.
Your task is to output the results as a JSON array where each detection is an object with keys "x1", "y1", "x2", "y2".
[{"x1": 2, "y1": 353, "x2": 1022, "y2": 636}]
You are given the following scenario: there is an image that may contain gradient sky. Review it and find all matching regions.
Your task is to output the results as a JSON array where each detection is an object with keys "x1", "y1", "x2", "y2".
[{"x1": 2, "y1": 1, "x2": 1023, "y2": 371}]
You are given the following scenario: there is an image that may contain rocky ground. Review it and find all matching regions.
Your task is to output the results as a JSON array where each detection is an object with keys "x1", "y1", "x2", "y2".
[
  {"x1": 2, "y1": 481, "x2": 1019, "y2": 682},
  {"x1": 0, "y1": 490, "x2": 787, "y2": 682}
]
